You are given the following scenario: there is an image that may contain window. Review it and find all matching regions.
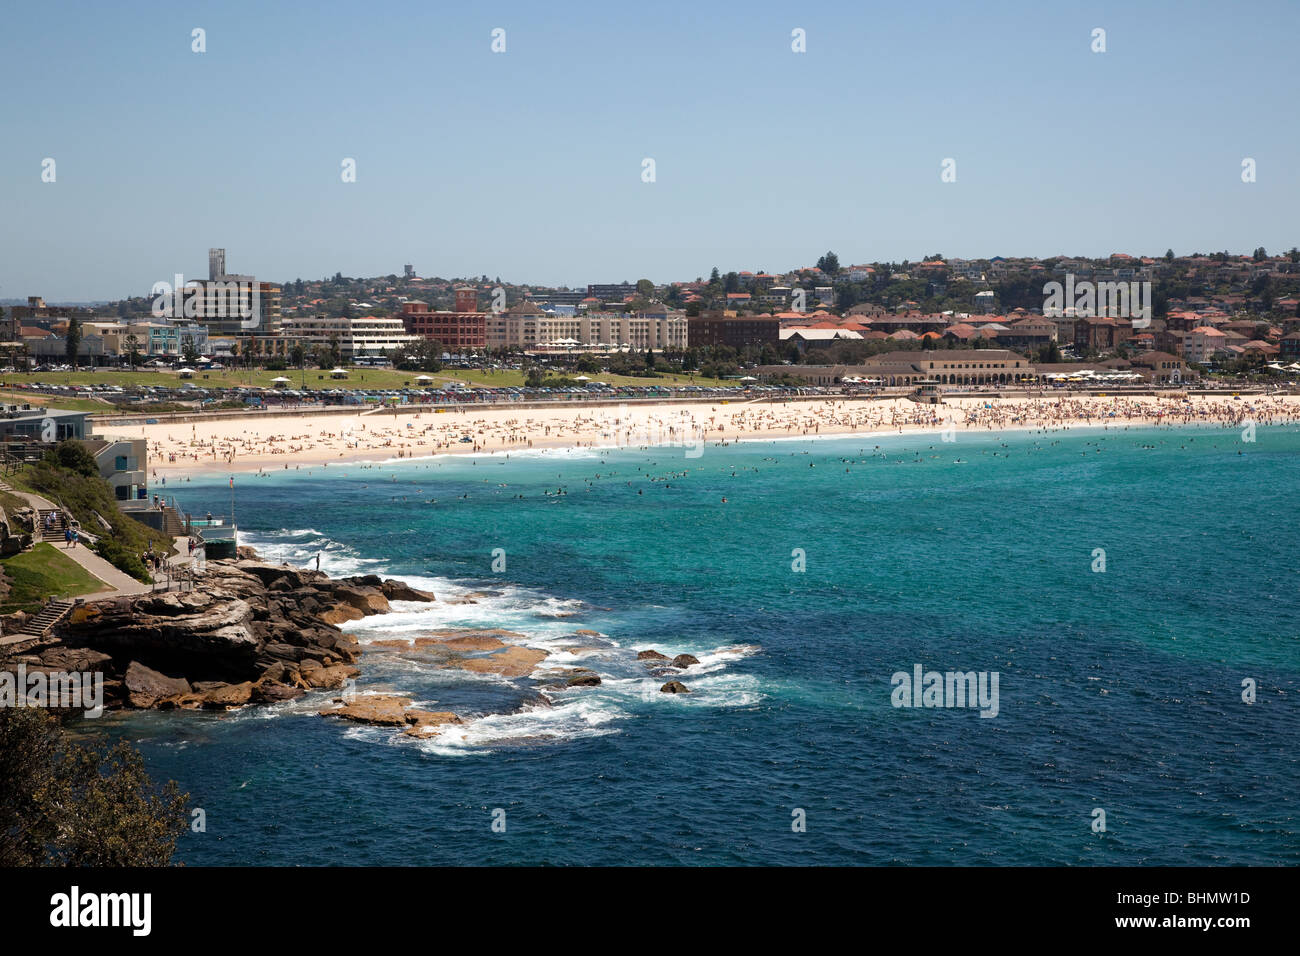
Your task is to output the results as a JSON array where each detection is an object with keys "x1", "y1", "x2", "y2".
[{"x1": 115, "y1": 455, "x2": 129, "y2": 470}]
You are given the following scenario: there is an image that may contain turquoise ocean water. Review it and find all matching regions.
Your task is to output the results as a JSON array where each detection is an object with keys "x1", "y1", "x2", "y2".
[{"x1": 98, "y1": 424, "x2": 1300, "y2": 864}]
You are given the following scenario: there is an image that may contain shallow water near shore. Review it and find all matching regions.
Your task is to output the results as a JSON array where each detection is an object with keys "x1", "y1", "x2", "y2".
[{"x1": 100, "y1": 424, "x2": 1300, "y2": 864}]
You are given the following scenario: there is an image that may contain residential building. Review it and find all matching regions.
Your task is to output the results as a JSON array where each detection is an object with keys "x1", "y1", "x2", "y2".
[
  {"x1": 687, "y1": 314, "x2": 780, "y2": 349},
  {"x1": 84, "y1": 437, "x2": 148, "y2": 502},
  {"x1": 281, "y1": 315, "x2": 418, "y2": 359},
  {"x1": 1183, "y1": 326, "x2": 1228, "y2": 364}
]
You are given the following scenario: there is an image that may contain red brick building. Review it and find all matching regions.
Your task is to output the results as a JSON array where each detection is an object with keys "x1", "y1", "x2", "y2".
[
  {"x1": 398, "y1": 289, "x2": 486, "y2": 350},
  {"x1": 687, "y1": 313, "x2": 780, "y2": 349}
]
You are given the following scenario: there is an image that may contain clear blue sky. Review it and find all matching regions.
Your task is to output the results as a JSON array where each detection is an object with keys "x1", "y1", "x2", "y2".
[{"x1": 2, "y1": 0, "x2": 1297, "y2": 301}]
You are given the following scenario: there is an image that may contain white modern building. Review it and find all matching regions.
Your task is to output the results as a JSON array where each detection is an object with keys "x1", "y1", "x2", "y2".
[{"x1": 281, "y1": 315, "x2": 419, "y2": 358}]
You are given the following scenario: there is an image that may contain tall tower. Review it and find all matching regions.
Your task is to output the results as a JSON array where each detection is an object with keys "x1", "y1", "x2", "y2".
[
  {"x1": 454, "y1": 286, "x2": 477, "y2": 312},
  {"x1": 209, "y1": 248, "x2": 226, "y2": 280}
]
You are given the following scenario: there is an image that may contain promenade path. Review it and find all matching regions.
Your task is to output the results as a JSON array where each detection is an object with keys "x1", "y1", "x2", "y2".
[{"x1": 5, "y1": 488, "x2": 152, "y2": 598}]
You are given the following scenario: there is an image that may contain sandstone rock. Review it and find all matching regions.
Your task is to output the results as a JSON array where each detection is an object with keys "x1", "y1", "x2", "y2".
[
  {"x1": 262, "y1": 643, "x2": 305, "y2": 663},
  {"x1": 341, "y1": 574, "x2": 384, "y2": 589},
  {"x1": 660, "y1": 681, "x2": 691, "y2": 694},
  {"x1": 303, "y1": 663, "x2": 357, "y2": 689},
  {"x1": 415, "y1": 635, "x2": 506, "y2": 652},
  {"x1": 201, "y1": 681, "x2": 255, "y2": 709},
  {"x1": 672, "y1": 654, "x2": 700, "y2": 668},
  {"x1": 320, "y1": 694, "x2": 412, "y2": 726},
  {"x1": 637, "y1": 650, "x2": 670, "y2": 661},
  {"x1": 402, "y1": 710, "x2": 463, "y2": 737},
  {"x1": 319, "y1": 603, "x2": 365, "y2": 626},
  {"x1": 36, "y1": 646, "x2": 113, "y2": 672},
  {"x1": 566, "y1": 673, "x2": 602, "y2": 687},
  {"x1": 251, "y1": 680, "x2": 304, "y2": 703},
  {"x1": 442, "y1": 646, "x2": 548, "y2": 678},
  {"x1": 124, "y1": 661, "x2": 192, "y2": 709},
  {"x1": 380, "y1": 579, "x2": 438, "y2": 603},
  {"x1": 332, "y1": 586, "x2": 390, "y2": 616},
  {"x1": 425, "y1": 628, "x2": 526, "y2": 640},
  {"x1": 575, "y1": 629, "x2": 601, "y2": 636}
]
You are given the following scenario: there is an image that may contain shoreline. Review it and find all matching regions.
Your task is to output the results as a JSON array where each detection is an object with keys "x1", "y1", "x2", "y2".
[{"x1": 98, "y1": 393, "x2": 1300, "y2": 483}]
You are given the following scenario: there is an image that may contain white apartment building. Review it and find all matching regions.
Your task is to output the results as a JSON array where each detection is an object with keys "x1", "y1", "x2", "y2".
[
  {"x1": 485, "y1": 306, "x2": 686, "y2": 350},
  {"x1": 281, "y1": 315, "x2": 419, "y2": 358}
]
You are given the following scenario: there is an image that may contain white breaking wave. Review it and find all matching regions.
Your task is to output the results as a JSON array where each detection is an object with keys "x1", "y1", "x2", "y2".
[
  {"x1": 411, "y1": 697, "x2": 627, "y2": 756},
  {"x1": 239, "y1": 528, "x2": 384, "y2": 579}
]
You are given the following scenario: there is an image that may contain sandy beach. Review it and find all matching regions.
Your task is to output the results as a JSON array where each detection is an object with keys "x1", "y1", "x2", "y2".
[{"x1": 97, "y1": 393, "x2": 1300, "y2": 481}]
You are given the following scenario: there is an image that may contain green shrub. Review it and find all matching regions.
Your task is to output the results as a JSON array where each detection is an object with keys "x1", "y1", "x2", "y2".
[{"x1": 94, "y1": 538, "x2": 152, "y2": 584}]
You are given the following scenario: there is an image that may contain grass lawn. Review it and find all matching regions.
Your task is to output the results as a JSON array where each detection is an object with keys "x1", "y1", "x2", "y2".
[
  {"x1": 0, "y1": 542, "x2": 110, "y2": 614},
  {"x1": 0, "y1": 389, "x2": 115, "y2": 413}
]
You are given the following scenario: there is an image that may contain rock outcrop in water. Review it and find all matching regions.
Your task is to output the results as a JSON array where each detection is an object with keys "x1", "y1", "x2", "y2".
[
  {"x1": 317, "y1": 693, "x2": 464, "y2": 738},
  {"x1": 0, "y1": 559, "x2": 436, "y2": 712}
]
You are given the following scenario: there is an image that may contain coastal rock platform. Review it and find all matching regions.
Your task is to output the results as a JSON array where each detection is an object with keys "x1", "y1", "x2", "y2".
[{"x1": 0, "y1": 559, "x2": 436, "y2": 713}]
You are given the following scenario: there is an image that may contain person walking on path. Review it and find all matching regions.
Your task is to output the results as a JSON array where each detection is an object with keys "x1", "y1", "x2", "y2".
[
  {"x1": 64, "y1": 527, "x2": 72, "y2": 548},
  {"x1": 70, "y1": 527, "x2": 79, "y2": 549}
]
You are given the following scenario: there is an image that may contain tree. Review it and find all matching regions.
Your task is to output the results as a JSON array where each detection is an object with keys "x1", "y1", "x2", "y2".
[
  {"x1": 48, "y1": 439, "x2": 100, "y2": 477},
  {"x1": 65, "y1": 316, "x2": 82, "y2": 369},
  {"x1": 327, "y1": 333, "x2": 342, "y2": 368},
  {"x1": 181, "y1": 339, "x2": 199, "y2": 365},
  {"x1": 635, "y1": 278, "x2": 654, "y2": 298},
  {"x1": 289, "y1": 344, "x2": 305, "y2": 369},
  {"x1": 1253, "y1": 247, "x2": 1268, "y2": 262},
  {"x1": 0, "y1": 708, "x2": 189, "y2": 866},
  {"x1": 1165, "y1": 249, "x2": 1175, "y2": 261},
  {"x1": 125, "y1": 333, "x2": 141, "y2": 370},
  {"x1": 817, "y1": 251, "x2": 840, "y2": 275}
]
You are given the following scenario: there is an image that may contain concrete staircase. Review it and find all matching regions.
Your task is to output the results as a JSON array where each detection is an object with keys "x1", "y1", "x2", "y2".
[
  {"x1": 36, "y1": 508, "x2": 70, "y2": 542},
  {"x1": 17, "y1": 600, "x2": 73, "y2": 637},
  {"x1": 159, "y1": 504, "x2": 187, "y2": 537}
]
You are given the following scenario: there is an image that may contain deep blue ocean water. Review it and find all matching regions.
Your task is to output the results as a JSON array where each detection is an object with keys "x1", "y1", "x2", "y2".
[{"x1": 93, "y1": 423, "x2": 1300, "y2": 864}]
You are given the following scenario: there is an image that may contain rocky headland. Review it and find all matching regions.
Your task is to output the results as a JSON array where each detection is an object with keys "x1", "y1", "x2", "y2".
[{"x1": 1, "y1": 558, "x2": 436, "y2": 712}]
